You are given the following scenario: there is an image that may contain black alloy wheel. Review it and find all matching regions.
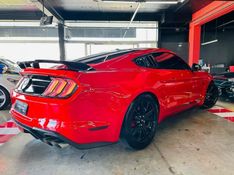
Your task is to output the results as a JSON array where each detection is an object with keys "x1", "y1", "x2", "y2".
[
  {"x1": 123, "y1": 94, "x2": 158, "y2": 150},
  {"x1": 0, "y1": 86, "x2": 10, "y2": 110},
  {"x1": 202, "y1": 82, "x2": 219, "y2": 109}
]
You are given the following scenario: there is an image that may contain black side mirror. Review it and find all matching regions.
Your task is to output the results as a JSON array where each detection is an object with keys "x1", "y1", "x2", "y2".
[{"x1": 192, "y1": 63, "x2": 202, "y2": 71}]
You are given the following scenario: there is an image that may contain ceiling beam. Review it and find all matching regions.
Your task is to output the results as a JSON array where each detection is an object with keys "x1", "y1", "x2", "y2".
[
  {"x1": 65, "y1": 21, "x2": 157, "y2": 28},
  {"x1": 0, "y1": 10, "x2": 42, "y2": 20},
  {"x1": 61, "y1": 11, "x2": 161, "y2": 21},
  {"x1": 30, "y1": 0, "x2": 64, "y2": 24}
]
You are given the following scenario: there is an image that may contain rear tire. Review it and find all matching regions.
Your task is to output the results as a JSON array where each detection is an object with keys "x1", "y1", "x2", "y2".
[
  {"x1": 0, "y1": 86, "x2": 10, "y2": 110},
  {"x1": 202, "y1": 82, "x2": 219, "y2": 109},
  {"x1": 123, "y1": 94, "x2": 158, "y2": 150}
]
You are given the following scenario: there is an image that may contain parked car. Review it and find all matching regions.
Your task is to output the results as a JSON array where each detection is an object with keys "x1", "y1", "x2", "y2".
[
  {"x1": 213, "y1": 72, "x2": 234, "y2": 101},
  {"x1": 0, "y1": 59, "x2": 21, "y2": 110},
  {"x1": 10, "y1": 48, "x2": 218, "y2": 150},
  {"x1": 0, "y1": 64, "x2": 6, "y2": 74},
  {"x1": 0, "y1": 58, "x2": 21, "y2": 74}
]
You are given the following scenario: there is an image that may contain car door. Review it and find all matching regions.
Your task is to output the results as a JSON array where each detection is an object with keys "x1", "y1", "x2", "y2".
[
  {"x1": 165, "y1": 54, "x2": 201, "y2": 103},
  {"x1": 180, "y1": 67, "x2": 202, "y2": 103},
  {"x1": 150, "y1": 52, "x2": 195, "y2": 115}
]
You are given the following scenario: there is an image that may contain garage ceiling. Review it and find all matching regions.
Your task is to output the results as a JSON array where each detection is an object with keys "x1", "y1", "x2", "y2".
[
  {"x1": 47, "y1": 0, "x2": 172, "y2": 13},
  {"x1": 0, "y1": 0, "x2": 37, "y2": 10},
  {"x1": 0, "y1": 0, "x2": 214, "y2": 23},
  {"x1": 0, "y1": 0, "x2": 41, "y2": 20}
]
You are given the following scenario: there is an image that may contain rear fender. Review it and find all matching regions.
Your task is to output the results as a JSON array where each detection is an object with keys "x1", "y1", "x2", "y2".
[{"x1": 116, "y1": 88, "x2": 161, "y2": 138}]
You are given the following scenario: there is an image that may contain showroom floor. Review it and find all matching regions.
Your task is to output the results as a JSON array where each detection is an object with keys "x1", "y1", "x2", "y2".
[{"x1": 0, "y1": 101, "x2": 234, "y2": 175}]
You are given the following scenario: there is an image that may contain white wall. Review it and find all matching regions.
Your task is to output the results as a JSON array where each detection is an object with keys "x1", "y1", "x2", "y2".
[
  {"x1": 0, "y1": 42, "x2": 60, "y2": 63},
  {"x1": 0, "y1": 21, "x2": 158, "y2": 63}
]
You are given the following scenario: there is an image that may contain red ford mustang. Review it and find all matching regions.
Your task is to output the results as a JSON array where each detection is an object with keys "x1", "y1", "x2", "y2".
[{"x1": 10, "y1": 48, "x2": 218, "y2": 150}]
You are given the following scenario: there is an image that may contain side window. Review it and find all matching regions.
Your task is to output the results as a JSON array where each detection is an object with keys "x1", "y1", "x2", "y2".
[
  {"x1": 152, "y1": 52, "x2": 190, "y2": 70},
  {"x1": 134, "y1": 56, "x2": 154, "y2": 68}
]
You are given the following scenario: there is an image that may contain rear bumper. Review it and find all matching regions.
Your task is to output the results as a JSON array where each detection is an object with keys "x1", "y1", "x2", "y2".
[
  {"x1": 12, "y1": 117, "x2": 114, "y2": 149},
  {"x1": 10, "y1": 108, "x2": 113, "y2": 145},
  {"x1": 10, "y1": 88, "x2": 125, "y2": 144}
]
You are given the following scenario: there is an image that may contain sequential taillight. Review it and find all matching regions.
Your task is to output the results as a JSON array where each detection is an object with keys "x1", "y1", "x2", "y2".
[
  {"x1": 42, "y1": 78, "x2": 77, "y2": 98},
  {"x1": 58, "y1": 79, "x2": 77, "y2": 98}
]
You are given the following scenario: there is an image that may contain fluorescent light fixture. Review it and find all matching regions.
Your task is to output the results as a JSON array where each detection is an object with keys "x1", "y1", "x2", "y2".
[
  {"x1": 0, "y1": 21, "x2": 56, "y2": 27},
  {"x1": 201, "y1": 39, "x2": 218, "y2": 46},
  {"x1": 101, "y1": 0, "x2": 180, "y2": 4}
]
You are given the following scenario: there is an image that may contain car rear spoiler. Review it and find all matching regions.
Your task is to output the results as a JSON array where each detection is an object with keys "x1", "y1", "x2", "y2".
[{"x1": 17, "y1": 60, "x2": 94, "y2": 71}]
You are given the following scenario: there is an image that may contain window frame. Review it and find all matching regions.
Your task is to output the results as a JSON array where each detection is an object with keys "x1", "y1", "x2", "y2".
[{"x1": 150, "y1": 52, "x2": 192, "y2": 71}]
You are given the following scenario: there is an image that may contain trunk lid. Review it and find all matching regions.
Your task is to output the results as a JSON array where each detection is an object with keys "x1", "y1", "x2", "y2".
[{"x1": 16, "y1": 60, "x2": 94, "y2": 97}]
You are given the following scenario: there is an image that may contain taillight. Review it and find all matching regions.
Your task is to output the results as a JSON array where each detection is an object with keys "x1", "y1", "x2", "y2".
[
  {"x1": 58, "y1": 79, "x2": 77, "y2": 98},
  {"x1": 42, "y1": 78, "x2": 77, "y2": 98}
]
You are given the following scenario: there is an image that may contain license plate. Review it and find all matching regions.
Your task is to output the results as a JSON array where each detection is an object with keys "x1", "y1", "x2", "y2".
[{"x1": 14, "y1": 100, "x2": 28, "y2": 115}]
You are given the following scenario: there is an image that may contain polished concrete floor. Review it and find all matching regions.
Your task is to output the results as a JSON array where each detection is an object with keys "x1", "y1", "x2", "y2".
[
  {"x1": 0, "y1": 101, "x2": 234, "y2": 175},
  {"x1": 217, "y1": 100, "x2": 234, "y2": 111}
]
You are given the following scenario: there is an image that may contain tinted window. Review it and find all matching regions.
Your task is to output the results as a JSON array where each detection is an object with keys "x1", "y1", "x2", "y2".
[
  {"x1": 152, "y1": 52, "x2": 190, "y2": 70},
  {"x1": 135, "y1": 56, "x2": 154, "y2": 68},
  {"x1": 74, "y1": 50, "x2": 136, "y2": 64}
]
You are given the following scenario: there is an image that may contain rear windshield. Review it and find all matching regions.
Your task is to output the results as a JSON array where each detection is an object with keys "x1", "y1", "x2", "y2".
[{"x1": 73, "y1": 50, "x2": 136, "y2": 64}]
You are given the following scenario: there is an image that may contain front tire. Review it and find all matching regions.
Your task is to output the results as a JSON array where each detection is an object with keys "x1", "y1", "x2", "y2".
[
  {"x1": 123, "y1": 94, "x2": 158, "y2": 150},
  {"x1": 0, "y1": 86, "x2": 10, "y2": 110},
  {"x1": 202, "y1": 82, "x2": 219, "y2": 109}
]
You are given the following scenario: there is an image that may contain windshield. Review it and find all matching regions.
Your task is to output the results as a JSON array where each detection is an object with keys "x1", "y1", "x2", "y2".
[
  {"x1": 215, "y1": 72, "x2": 234, "y2": 78},
  {"x1": 223, "y1": 72, "x2": 234, "y2": 78}
]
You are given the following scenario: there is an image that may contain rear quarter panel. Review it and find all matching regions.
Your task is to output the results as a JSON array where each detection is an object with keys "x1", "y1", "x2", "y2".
[
  {"x1": 77, "y1": 68, "x2": 146, "y2": 139},
  {"x1": 77, "y1": 68, "x2": 213, "y2": 137},
  {"x1": 77, "y1": 67, "x2": 174, "y2": 139}
]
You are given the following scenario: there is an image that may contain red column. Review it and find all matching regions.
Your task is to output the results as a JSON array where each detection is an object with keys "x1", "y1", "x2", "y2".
[
  {"x1": 188, "y1": 1, "x2": 234, "y2": 66},
  {"x1": 189, "y1": 24, "x2": 201, "y2": 66}
]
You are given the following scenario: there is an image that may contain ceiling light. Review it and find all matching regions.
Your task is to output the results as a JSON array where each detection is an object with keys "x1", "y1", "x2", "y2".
[
  {"x1": 101, "y1": 0, "x2": 180, "y2": 4},
  {"x1": 201, "y1": 39, "x2": 218, "y2": 46}
]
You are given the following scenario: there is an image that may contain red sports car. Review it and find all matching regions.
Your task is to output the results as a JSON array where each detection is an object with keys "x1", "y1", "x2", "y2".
[{"x1": 10, "y1": 48, "x2": 218, "y2": 150}]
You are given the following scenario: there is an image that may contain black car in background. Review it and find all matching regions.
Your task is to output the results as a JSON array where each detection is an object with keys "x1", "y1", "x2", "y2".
[{"x1": 213, "y1": 72, "x2": 234, "y2": 101}]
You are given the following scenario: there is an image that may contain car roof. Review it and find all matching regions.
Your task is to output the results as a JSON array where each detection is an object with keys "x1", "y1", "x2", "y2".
[{"x1": 74, "y1": 48, "x2": 173, "y2": 64}]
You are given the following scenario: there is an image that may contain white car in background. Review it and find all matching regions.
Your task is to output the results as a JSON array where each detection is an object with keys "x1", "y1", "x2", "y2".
[{"x1": 0, "y1": 59, "x2": 21, "y2": 110}]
